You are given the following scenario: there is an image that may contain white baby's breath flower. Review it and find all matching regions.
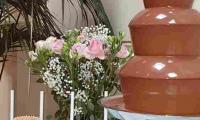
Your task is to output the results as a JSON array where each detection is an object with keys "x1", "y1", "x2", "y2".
[
  {"x1": 75, "y1": 90, "x2": 88, "y2": 102},
  {"x1": 80, "y1": 24, "x2": 109, "y2": 43},
  {"x1": 78, "y1": 60, "x2": 105, "y2": 90},
  {"x1": 74, "y1": 106, "x2": 83, "y2": 115},
  {"x1": 42, "y1": 57, "x2": 72, "y2": 98}
]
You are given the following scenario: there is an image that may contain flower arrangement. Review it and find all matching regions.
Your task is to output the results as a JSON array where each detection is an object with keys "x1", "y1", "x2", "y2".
[{"x1": 27, "y1": 25, "x2": 132, "y2": 120}]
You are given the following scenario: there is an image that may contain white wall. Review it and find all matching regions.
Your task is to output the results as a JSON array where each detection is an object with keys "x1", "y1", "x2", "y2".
[
  {"x1": 15, "y1": 52, "x2": 58, "y2": 119},
  {"x1": 0, "y1": 53, "x2": 17, "y2": 120},
  {"x1": 102, "y1": 0, "x2": 143, "y2": 40},
  {"x1": 102, "y1": 0, "x2": 200, "y2": 40},
  {"x1": 0, "y1": 52, "x2": 58, "y2": 120}
]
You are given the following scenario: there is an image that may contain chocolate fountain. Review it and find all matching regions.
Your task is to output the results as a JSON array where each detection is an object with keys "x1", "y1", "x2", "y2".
[{"x1": 101, "y1": 0, "x2": 200, "y2": 119}]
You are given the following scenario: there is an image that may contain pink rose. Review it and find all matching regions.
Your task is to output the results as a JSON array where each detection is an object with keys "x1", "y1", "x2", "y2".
[
  {"x1": 84, "y1": 39, "x2": 105, "y2": 60},
  {"x1": 52, "y1": 39, "x2": 64, "y2": 54},
  {"x1": 71, "y1": 43, "x2": 86, "y2": 56},
  {"x1": 116, "y1": 45, "x2": 130, "y2": 58}
]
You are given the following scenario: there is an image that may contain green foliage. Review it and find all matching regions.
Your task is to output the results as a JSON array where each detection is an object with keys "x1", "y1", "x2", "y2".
[{"x1": 26, "y1": 49, "x2": 52, "y2": 74}]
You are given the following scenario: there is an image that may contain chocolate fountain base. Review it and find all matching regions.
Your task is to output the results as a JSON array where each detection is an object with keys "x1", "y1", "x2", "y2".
[{"x1": 100, "y1": 95, "x2": 200, "y2": 120}]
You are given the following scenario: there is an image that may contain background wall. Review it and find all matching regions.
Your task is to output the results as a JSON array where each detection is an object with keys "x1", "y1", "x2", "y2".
[
  {"x1": 1, "y1": 0, "x2": 200, "y2": 119},
  {"x1": 48, "y1": 0, "x2": 200, "y2": 40},
  {"x1": 0, "y1": 52, "x2": 58, "y2": 120},
  {"x1": 47, "y1": 0, "x2": 94, "y2": 32},
  {"x1": 102, "y1": 0, "x2": 200, "y2": 40},
  {"x1": 0, "y1": 53, "x2": 17, "y2": 120},
  {"x1": 15, "y1": 52, "x2": 58, "y2": 119}
]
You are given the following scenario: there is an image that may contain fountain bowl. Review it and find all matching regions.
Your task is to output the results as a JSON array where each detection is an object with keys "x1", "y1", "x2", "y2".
[{"x1": 100, "y1": 95, "x2": 200, "y2": 120}]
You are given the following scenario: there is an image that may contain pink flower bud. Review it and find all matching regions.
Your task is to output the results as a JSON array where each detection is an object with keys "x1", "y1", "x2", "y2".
[
  {"x1": 77, "y1": 34, "x2": 85, "y2": 40},
  {"x1": 71, "y1": 43, "x2": 86, "y2": 57},
  {"x1": 116, "y1": 45, "x2": 130, "y2": 58}
]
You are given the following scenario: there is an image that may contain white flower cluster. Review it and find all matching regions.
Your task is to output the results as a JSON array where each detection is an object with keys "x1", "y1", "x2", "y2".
[
  {"x1": 81, "y1": 24, "x2": 110, "y2": 42},
  {"x1": 42, "y1": 57, "x2": 72, "y2": 97},
  {"x1": 74, "y1": 106, "x2": 83, "y2": 115},
  {"x1": 78, "y1": 60, "x2": 105, "y2": 90},
  {"x1": 73, "y1": 60, "x2": 105, "y2": 115},
  {"x1": 75, "y1": 90, "x2": 88, "y2": 102},
  {"x1": 41, "y1": 57, "x2": 105, "y2": 115},
  {"x1": 74, "y1": 90, "x2": 88, "y2": 115}
]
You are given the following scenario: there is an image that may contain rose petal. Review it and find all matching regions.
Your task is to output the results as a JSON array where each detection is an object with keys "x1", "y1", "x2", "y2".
[{"x1": 116, "y1": 45, "x2": 130, "y2": 58}]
